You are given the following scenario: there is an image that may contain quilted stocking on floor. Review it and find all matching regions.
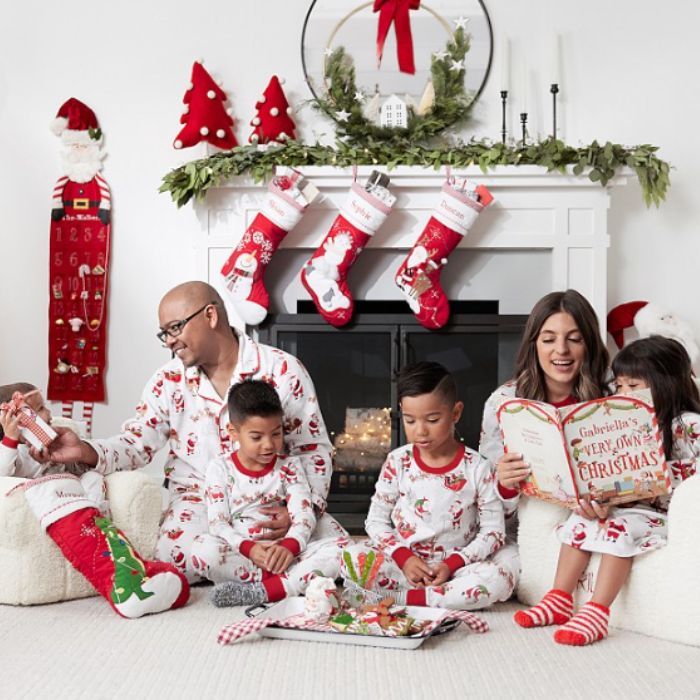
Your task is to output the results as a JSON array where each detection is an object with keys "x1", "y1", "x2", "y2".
[{"x1": 17, "y1": 474, "x2": 190, "y2": 618}]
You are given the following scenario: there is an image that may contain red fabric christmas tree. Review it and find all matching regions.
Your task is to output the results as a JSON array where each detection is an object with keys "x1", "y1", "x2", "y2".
[
  {"x1": 249, "y1": 76, "x2": 296, "y2": 145},
  {"x1": 173, "y1": 60, "x2": 238, "y2": 150}
]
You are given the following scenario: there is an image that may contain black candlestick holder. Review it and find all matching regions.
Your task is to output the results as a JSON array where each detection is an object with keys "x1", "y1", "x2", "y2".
[
  {"x1": 500, "y1": 90, "x2": 508, "y2": 144},
  {"x1": 550, "y1": 83, "x2": 559, "y2": 139},
  {"x1": 520, "y1": 112, "x2": 528, "y2": 144}
]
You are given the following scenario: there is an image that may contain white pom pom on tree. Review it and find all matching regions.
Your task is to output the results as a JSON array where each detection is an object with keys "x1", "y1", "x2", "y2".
[
  {"x1": 173, "y1": 60, "x2": 238, "y2": 150},
  {"x1": 248, "y1": 75, "x2": 296, "y2": 145}
]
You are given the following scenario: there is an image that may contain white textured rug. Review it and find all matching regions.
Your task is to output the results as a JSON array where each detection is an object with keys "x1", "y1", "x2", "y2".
[{"x1": 3, "y1": 588, "x2": 700, "y2": 699}]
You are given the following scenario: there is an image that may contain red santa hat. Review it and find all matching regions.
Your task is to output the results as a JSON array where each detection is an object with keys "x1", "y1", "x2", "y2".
[
  {"x1": 50, "y1": 98, "x2": 102, "y2": 144},
  {"x1": 606, "y1": 301, "x2": 649, "y2": 349},
  {"x1": 607, "y1": 300, "x2": 699, "y2": 366}
]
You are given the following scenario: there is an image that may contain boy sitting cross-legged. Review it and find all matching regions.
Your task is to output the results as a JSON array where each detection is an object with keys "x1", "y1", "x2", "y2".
[
  {"x1": 193, "y1": 379, "x2": 348, "y2": 606},
  {"x1": 341, "y1": 362, "x2": 515, "y2": 610}
]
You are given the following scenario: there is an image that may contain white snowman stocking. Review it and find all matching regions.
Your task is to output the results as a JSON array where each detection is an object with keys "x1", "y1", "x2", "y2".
[
  {"x1": 220, "y1": 169, "x2": 316, "y2": 325},
  {"x1": 300, "y1": 174, "x2": 394, "y2": 327}
]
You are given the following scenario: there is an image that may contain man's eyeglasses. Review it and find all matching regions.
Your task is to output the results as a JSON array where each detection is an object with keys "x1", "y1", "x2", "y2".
[{"x1": 157, "y1": 301, "x2": 216, "y2": 344}]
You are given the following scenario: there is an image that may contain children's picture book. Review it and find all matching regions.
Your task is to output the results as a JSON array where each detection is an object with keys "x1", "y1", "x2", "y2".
[{"x1": 496, "y1": 390, "x2": 671, "y2": 508}]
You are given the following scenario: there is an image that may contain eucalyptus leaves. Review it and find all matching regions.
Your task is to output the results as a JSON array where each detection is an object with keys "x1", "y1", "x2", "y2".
[{"x1": 160, "y1": 139, "x2": 670, "y2": 209}]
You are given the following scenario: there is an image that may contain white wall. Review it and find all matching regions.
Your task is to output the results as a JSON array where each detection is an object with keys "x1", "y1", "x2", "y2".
[{"x1": 2, "y1": 0, "x2": 699, "y2": 440}]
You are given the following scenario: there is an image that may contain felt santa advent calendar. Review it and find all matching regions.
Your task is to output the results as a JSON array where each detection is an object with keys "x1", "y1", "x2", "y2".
[{"x1": 47, "y1": 98, "x2": 111, "y2": 424}]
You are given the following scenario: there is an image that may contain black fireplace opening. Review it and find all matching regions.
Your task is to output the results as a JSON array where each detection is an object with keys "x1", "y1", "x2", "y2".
[{"x1": 256, "y1": 302, "x2": 527, "y2": 533}]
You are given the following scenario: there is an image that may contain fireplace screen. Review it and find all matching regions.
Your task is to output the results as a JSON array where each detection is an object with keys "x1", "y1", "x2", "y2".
[{"x1": 257, "y1": 302, "x2": 527, "y2": 532}]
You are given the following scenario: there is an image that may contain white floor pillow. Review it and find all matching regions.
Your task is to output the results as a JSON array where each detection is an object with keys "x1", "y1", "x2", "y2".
[
  {"x1": 0, "y1": 471, "x2": 162, "y2": 605},
  {"x1": 516, "y1": 474, "x2": 700, "y2": 646}
]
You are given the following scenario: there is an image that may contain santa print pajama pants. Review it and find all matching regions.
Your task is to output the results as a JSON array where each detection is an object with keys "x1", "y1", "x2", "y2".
[
  {"x1": 156, "y1": 494, "x2": 210, "y2": 583},
  {"x1": 156, "y1": 495, "x2": 349, "y2": 584},
  {"x1": 190, "y1": 532, "x2": 346, "y2": 599},
  {"x1": 341, "y1": 541, "x2": 520, "y2": 611}
]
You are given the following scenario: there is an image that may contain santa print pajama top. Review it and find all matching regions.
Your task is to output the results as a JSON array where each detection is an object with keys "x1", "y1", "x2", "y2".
[
  {"x1": 366, "y1": 443, "x2": 506, "y2": 570},
  {"x1": 85, "y1": 329, "x2": 333, "y2": 511},
  {"x1": 205, "y1": 452, "x2": 316, "y2": 557}
]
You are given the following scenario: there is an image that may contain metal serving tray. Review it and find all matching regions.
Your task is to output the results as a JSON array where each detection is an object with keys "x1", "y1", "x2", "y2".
[{"x1": 245, "y1": 596, "x2": 460, "y2": 650}]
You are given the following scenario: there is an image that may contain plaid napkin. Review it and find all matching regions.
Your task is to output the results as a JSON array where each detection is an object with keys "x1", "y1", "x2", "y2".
[{"x1": 218, "y1": 614, "x2": 327, "y2": 645}]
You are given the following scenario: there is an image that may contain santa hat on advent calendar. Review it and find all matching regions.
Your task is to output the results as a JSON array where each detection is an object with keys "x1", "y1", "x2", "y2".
[
  {"x1": 607, "y1": 300, "x2": 700, "y2": 367},
  {"x1": 50, "y1": 97, "x2": 102, "y2": 145}
]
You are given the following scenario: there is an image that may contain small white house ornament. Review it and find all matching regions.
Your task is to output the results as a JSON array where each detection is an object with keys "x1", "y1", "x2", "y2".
[{"x1": 379, "y1": 94, "x2": 408, "y2": 128}]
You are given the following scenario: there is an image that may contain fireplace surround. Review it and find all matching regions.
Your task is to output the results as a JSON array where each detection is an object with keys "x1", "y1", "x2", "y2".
[
  {"x1": 198, "y1": 164, "x2": 627, "y2": 529},
  {"x1": 258, "y1": 301, "x2": 527, "y2": 531}
]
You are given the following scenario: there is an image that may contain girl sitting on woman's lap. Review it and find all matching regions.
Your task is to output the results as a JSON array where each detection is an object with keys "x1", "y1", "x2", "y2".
[{"x1": 515, "y1": 336, "x2": 700, "y2": 645}]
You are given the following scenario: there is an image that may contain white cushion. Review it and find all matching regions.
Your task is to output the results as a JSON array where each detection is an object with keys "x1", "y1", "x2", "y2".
[
  {"x1": 0, "y1": 471, "x2": 162, "y2": 606},
  {"x1": 516, "y1": 474, "x2": 700, "y2": 646}
]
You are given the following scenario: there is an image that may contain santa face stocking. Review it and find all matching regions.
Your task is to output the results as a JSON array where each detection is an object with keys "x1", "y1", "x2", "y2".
[
  {"x1": 220, "y1": 169, "x2": 316, "y2": 325},
  {"x1": 395, "y1": 180, "x2": 493, "y2": 329},
  {"x1": 301, "y1": 173, "x2": 395, "y2": 327},
  {"x1": 18, "y1": 475, "x2": 189, "y2": 618}
]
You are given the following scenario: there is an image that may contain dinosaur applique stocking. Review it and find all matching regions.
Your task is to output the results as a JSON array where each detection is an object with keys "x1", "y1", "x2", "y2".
[{"x1": 18, "y1": 474, "x2": 190, "y2": 618}]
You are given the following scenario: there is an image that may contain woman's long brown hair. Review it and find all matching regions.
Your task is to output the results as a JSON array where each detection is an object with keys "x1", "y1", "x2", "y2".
[{"x1": 515, "y1": 290, "x2": 609, "y2": 402}]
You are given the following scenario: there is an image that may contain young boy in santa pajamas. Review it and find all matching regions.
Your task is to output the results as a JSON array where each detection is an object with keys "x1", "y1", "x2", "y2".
[
  {"x1": 341, "y1": 362, "x2": 513, "y2": 610},
  {"x1": 192, "y1": 379, "x2": 347, "y2": 606}
]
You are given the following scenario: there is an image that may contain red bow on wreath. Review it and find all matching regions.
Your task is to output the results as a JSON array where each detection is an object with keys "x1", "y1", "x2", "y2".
[{"x1": 373, "y1": 0, "x2": 420, "y2": 75}]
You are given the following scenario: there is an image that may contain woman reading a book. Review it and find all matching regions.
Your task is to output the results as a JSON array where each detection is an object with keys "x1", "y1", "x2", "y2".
[
  {"x1": 512, "y1": 337, "x2": 700, "y2": 646},
  {"x1": 479, "y1": 290, "x2": 609, "y2": 639}
]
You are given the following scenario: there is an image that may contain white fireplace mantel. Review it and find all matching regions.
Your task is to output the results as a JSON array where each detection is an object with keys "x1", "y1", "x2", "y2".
[{"x1": 197, "y1": 166, "x2": 630, "y2": 331}]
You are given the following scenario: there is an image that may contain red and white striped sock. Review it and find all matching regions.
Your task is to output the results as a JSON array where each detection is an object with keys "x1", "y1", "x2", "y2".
[
  {"x1": 553, "y1": 601, "x2": 610, "y2": 646},
  {"x1": 513, "y1": 589, "x2": 573, "y2": 628},
  {"x1": 82, "y1": 402, "x2": 94, "y2": 438}
]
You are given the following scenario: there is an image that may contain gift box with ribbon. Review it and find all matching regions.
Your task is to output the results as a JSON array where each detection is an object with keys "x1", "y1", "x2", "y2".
[{"x1": 0, "y1": 392, "x2": 57, "y2": 450}]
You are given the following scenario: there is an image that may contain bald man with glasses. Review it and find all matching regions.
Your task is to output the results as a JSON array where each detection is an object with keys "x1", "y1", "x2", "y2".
[{"x1": 35, "y1": 281, "x2": 344, "y2": 582}]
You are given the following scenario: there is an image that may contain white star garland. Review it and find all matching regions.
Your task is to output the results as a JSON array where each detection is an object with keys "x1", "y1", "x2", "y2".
[
  {"x1": 354, "y1": 90, "x2": 365, "y2": 102},
  {"x1": 450, "y1": 59, "x2": 464, "y2": 72},
  {"x1": 454, "y1": 16, "x2": 470, "y2": 30},
  {"x1": 433, "y1": 50, "x2": 449, "y2": 61},
  {"x1": 335, "y1": 109, "x2": 351, "y2": 122}
]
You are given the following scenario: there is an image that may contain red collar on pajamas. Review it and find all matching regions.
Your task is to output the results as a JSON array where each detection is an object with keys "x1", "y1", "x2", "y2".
[
  {"x1": 412, "y1": 443, "x2": 466, "y2": 474},
  {"x1": 231, "y1": 450, "x2": 277, "y2": 478}
]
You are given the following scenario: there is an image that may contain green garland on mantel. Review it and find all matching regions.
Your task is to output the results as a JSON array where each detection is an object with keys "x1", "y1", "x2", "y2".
[{"x1": 160, "y1": 139, "x2": 670, "y2": 209}]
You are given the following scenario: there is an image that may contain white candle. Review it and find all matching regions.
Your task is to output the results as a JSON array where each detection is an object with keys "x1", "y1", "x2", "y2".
[
  {"x1": 521, "y1": 61, "x2": 528, "y2": 112},
  {"x1": 551, "y1": 34, "x2": 561, "y2": 85},
  {"x1": 500, "y1": 38, "x2": 510, "y2": 92}
]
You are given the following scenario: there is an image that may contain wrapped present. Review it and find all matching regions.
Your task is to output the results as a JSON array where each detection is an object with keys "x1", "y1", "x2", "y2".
[{"x1": 0, "y1": 392, "x2": 57, "y2": 450}]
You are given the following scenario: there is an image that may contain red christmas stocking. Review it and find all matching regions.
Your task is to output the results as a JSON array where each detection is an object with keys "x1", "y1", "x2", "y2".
[
  {"x1": 395, "y1": 180, "x2": 493, "y2": 329},
  {"x1": 220, "y1": 169, "x2": 315, "y2": 325},
  {"x1": 301, "y1": 175, "x2": 394, "y2": 327},
  {"x1": 18, "y1": 475, "x2": 190, "y2": 618}
]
